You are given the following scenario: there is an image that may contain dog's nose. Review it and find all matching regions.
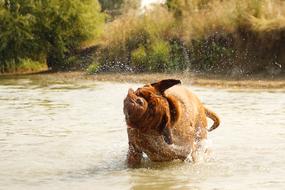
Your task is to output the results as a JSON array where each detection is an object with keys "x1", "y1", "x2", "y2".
[{"x1": 136, "y1": 98, "x2": 144, "y2": 106}]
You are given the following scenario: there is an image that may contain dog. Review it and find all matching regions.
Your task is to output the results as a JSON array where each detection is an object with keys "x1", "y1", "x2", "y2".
[{"x1": 123, "y1": 79, "x2": 220, "y2": 167}]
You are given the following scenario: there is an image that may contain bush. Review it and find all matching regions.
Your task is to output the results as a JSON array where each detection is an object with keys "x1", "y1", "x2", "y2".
[
  {"x1": 0, "y1": 58, "x2": 47, "y2": 73},
  {"x1": 130, "y1": 40, "x2": 171, "y2": 72},
  {"x1": 34, "y1": 0, "x2": 105, "y2": 70},
  {"x1": 148, "y1": 40, "x2": 171, "y2": 71},
  {"x1": 168, "y1": 40, "x2": 189, "y2": 71},
  {"x1": 190, "y1": 37, "x2": 235, "y2": 72},
  {"x1": 0, "y1": 2, "x2": 36, "y2": 66},
  {"x1": 96, "y1": 0, "x2": 285, "y2": 74},
  {"x1": 131, "y1": 46, "x2": 148, "y2": 71},
  {"x1": 17, "y1": 59, "x2": 47, "y2": 73},
  {"x1": 0, "y1": 0, "x2": 105, "y2": 72},
  {"x1": 97, "y1": 7, "x2": 175, "y2": 72},
  {"x1": 86, "y1": 62, "x2": 100, "y2": 74}
]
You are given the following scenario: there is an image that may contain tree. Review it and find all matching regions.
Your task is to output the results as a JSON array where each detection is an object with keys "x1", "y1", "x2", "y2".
[
  {"x1": 0, "y1": 0, "x2": 105, "y2": 71},
  {"x1": 0, "y1": 0, "x2": 37, "y2": 71},
  {"x1": 33, "y1": 0, "x2": 105, "y2": 70}
]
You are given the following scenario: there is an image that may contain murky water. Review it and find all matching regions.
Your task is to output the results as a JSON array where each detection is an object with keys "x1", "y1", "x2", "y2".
[{"x1": 0, "y1": 75, "x2": 284, "y2": 190}]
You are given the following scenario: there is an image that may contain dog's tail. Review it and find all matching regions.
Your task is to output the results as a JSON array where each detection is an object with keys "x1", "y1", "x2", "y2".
[{"x1": 205, "y1": 107, "x2": 220, "y2": 132}]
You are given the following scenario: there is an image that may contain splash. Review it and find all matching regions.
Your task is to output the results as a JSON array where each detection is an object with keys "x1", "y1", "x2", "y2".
[{"x1": 183, "y1": 139, "x2": 214, "y2": 163}]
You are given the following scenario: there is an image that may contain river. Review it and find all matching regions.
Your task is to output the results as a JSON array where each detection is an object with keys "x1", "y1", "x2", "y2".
[{"x1": 0, "y1": 74, "x2": 284, "y2": 190}]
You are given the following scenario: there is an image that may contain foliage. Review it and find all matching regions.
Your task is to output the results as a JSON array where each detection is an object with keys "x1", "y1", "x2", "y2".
[
  {"x1": 148, "y1": 39, "x2": 171, "y2": 72},
  {"x1": 130, "y1": 40, "x2": 171, "y2": 72},
  {"x1": 92, "y1": 0, "x2": 285, "y2": 75},
  {"x1": 189, "y1": 37, "x2": 235, "y2": 72},
  {"x1": 0, "y1": 0, "x2": 37, "y2": 69},
  {"x1": 2, "y1": 0, "x2": 285, "y2": 75},
  {"x1": 16, "y1": 58, "x2": 47, "y2": 72},
  {"x1": 0, "y1": 58, "x2": 47, "y2": 73},
  {"x1": 97, "y1": 0, "x2": 140, "y2": 19},
  {"x1": 97, "y1": 6, "x2": 175, "y2": 72},
  {"x1": 0, "y1": 0, "x2": 105, "y2": 72},
  {"x1": 98, "y1": 0, "x2": 124, "y2": 11},
  {"x1": 86, "y1": 62, "x2": 100, "y2": 74},
  {"x1": 131, "y1": 46, "x2": 148, "y2": 71}
]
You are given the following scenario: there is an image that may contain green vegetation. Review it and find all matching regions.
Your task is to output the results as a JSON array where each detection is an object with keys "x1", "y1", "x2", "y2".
[
  {"x1": 86, "y1": 62, "x2": 100, "y2": 74},
  {"x1": 0, "y1": 0, "x2": 104, "y2": 73},
  {"x1": 98, "y1": 0, "x2": 124, "y2": 11},
  {"x1": 0, "y1": 58, "x2": 47, "y2": 73},
  {"x1": 131, "y1": 46, "x2": 148, "y2": 71},
  {"x1": 1, "y1": 0, "x2": 285, "y2": 76},
  {"x1": 95, "y1": 0, "x2": 285, "y2": 75},
  {"x1": 130, "y1": 39, "x2": 172, "y2": 72}
]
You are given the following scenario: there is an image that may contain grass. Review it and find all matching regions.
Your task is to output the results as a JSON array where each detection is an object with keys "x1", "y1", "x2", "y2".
[
  {"x1": 3, "y1": 0, "x2": 283, "y2": 76},
  {"x1": 0, "y1": 59, "x2": 47, "y2": 74},
  {"x1": 91, "y1": 0, "x2": 285, "y2": 76}
]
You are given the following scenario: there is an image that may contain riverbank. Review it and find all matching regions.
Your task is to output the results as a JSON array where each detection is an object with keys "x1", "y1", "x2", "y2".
[
  {"x1": 2, "y1": 71, "x2": 284, "y2": 89},
  {"x1": 2, "y1": 0, "x2": 285, "y2": 76}
]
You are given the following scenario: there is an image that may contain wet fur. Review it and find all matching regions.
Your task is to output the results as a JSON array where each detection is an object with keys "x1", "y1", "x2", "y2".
[{"x1": 124, "y1": 79, "x2": 220, "y2": 167}]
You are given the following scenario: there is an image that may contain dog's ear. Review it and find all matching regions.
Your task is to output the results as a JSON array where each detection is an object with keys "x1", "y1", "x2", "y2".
[
  {"x1": 159, "y1": 113, "x2": 173, "y2": 145},
  {"x1": 151, "y1": 79, "x2": 181, "y2": 94}
]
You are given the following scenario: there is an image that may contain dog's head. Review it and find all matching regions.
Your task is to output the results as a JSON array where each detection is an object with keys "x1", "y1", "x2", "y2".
[{"x1": 123, "y1": 79, "x2": 181, "y2": 144}]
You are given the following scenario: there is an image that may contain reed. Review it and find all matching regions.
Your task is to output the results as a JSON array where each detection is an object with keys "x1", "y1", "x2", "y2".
[{"x1": 94, "y1": 0, "x2": 285, "y2": 75}]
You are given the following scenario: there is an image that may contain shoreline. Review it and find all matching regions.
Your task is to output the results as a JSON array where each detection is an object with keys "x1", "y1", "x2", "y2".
[{"x1": 1, "y1": 71, "x2": 283, "y2": 89}]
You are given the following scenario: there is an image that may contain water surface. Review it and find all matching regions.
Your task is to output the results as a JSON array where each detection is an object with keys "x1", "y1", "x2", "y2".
[{"x1": 0, "y1": 75, "x2": 284, "y2": 190}]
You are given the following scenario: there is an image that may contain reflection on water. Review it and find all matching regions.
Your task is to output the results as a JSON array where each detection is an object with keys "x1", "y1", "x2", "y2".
[{"x1": 0, "y1": 75, "x2": 284, "y2": 190}]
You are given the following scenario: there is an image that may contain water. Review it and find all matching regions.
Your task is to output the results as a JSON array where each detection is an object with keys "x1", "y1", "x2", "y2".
[{"x1": 0, "y1": 75, "x2": 284, "y2": 190}]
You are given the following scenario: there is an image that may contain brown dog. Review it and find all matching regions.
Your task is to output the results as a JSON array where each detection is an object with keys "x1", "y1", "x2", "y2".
[{"x1": 123, "y1": 79, "x2": 220, "y2": 167}]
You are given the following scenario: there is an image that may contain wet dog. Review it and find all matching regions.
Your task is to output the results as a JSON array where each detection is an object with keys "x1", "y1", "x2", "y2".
[{"x1": 123, "y1": 79, "x2": 220, "y2": 167}]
